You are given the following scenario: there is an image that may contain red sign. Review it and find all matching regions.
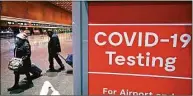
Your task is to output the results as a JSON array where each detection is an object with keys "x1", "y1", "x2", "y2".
[
  {"x1": 88, "y1": 1, "x2": 192, "y2": 95},
  {"x1": 88, "y1": 25, "x2": 192, "y2": 95}
]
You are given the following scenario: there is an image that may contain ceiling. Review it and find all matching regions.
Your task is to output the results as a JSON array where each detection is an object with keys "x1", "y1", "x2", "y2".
[
  {"x1": 49, "y1": 1, "x2": 72, "y2": 12},
  {"x1": 1, "y1": 16, "x2": 72, "y2": 27}
]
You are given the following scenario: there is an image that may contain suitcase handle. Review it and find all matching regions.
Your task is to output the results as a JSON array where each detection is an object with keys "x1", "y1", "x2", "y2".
[{"x1": 57, "y1": 53, "x2": 66, "y2": 62}]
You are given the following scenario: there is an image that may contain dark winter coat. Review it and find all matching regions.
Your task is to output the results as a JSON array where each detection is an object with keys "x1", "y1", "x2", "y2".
[
  {"x1": 48, "y1": 34, "x2": 61, "y2": 55},
  {"x1": 14, "y1": 39, "x2": 31, "y2": 73}
]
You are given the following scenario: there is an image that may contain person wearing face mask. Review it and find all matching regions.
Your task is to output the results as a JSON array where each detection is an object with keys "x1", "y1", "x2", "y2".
[{"x1": 8, "y1": 32, "x2": 33, "y2": 91}]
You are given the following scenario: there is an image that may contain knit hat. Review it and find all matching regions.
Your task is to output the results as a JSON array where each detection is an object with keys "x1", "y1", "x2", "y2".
[{"x1": 16, "y1": 32, "x2": 28, "y2": 39}]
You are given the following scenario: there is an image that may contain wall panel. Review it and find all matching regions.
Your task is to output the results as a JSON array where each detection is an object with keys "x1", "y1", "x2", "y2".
[{"x1": 2, "y1": 1, "x2": 72, "y2": 25}]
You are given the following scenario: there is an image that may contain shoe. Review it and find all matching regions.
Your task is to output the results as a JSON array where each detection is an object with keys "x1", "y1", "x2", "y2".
[
  {"x1": 7, "y1": 85, "x2": 19, "y2": 91},
  {"x1": 48, "y1": 68, "x2": 55, "y2": 71},
  {"x1": 47, "y1": 68, "x2": 58, "y2": 72},
  {"x1": 26, "y1": 80, "x2": 33, "y2": 85},
  {"x1": 37, "y1": 73, "x2": 41, "y2": 77},
  {"x1": 27, "y1": 80, "x2": 33, "y2": 84},
  {"x1": 26, "y1": 81, "x2": 34, "y2": 87},
  {"x1": 59, "y1": 67, "x2": 65, "y2": 71}
]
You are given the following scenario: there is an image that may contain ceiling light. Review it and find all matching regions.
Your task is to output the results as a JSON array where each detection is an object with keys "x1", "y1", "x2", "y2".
[{"x1": 8, "y1": 22, "x2": 12, "y2": 24}]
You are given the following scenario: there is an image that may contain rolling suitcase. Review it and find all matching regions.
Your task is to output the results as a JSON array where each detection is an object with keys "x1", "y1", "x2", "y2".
[
  {"x1": 30, "y1": 63, "x2": 42, "y2": 76},
  {"x1": 65, "y1": 54, "x2": 73, "y2": 67},
  {"x1": 58, "y1": 54, "x2": 73, "y2": 67}
]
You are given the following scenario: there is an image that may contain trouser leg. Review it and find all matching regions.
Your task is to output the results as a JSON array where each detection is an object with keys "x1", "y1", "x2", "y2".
[
  {"x1": 14, "y1": 72, "x2": 20, "y2": 86},
  {"x1": 54, "y1": 54, "x2": 64, "y2": 68},
  {"x1": 7, "y1": 72, "x2": 20, "y2": 91},
  {"x1": 49, "y1": 55, "x2": 54, "y2": 69},
  {"x1": 25, "y1": 72, "x2": 32, "y2": 83}
]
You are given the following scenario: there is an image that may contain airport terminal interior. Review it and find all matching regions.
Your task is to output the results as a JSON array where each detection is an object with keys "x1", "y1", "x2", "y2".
[
  {"x1": 0, "y1": 1, "x2": 73, "y2": 95},
  {"x1": 0, "y1": 1, "x2": 192, "y2": 96}
]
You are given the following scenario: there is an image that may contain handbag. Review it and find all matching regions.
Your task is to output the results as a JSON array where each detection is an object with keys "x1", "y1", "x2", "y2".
[{"x1": 8, "y1": 47, "x2": 23, "y2": 71}]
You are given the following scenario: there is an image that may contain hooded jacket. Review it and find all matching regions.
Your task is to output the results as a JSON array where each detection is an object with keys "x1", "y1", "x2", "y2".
[{"x1": 48, "y1": 34, "x2": 61, "y2": 55}]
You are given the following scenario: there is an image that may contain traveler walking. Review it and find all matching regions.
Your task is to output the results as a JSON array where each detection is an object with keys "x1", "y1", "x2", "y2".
[
  {"x1": 8, "y1": 32, "x2": 33, "y2": 91},
  {"x1": 47, "y1": 31, "x2": 65, "y2": 72}
]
